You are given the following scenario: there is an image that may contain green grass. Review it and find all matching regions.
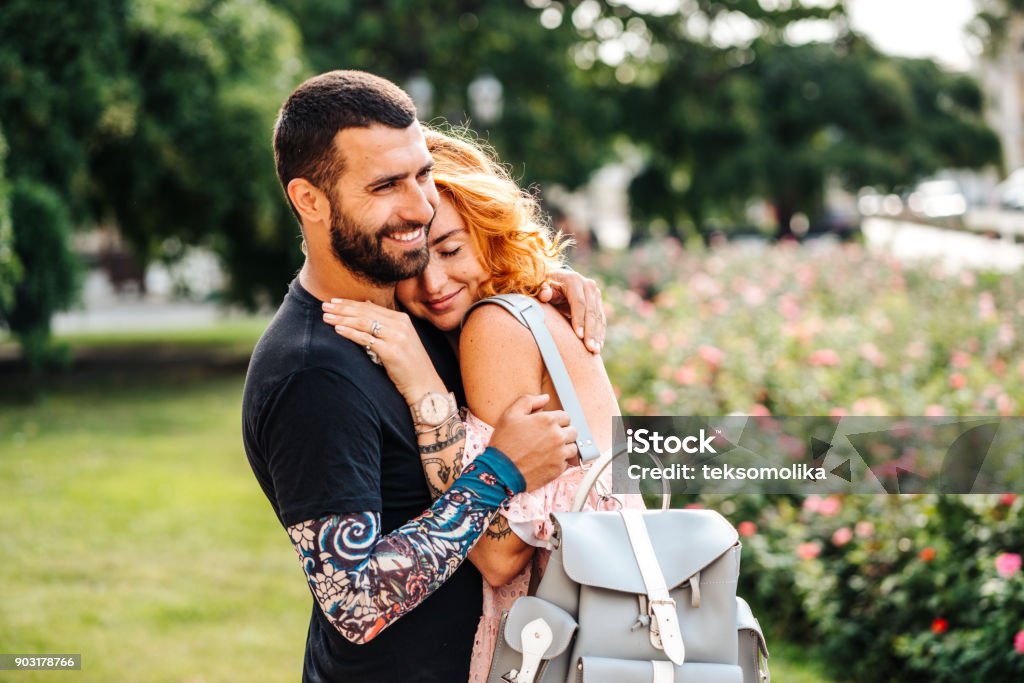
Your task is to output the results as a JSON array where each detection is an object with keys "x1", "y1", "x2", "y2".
[
  {"x1": 0, "y1": 376, "x2": 307, "y2": 682},
  {"x1": 0, "y1": 325, "x2": 837, "y2": 681}
]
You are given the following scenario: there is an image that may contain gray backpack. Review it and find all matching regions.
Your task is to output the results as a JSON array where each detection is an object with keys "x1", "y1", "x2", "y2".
[{"x1": 467, "y1": 295, "x2": 769, "y2": 683}]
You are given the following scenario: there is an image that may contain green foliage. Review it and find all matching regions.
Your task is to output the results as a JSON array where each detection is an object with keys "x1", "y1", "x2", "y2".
[
  {"x1": 724, "y1": 494, "x2": 1024, "y2": 683},
  {"x1": 620, "y1": 7, "x2": 1001, "y2": 238},
  {"x1": 92, "y1": 0, "x2": 306, "y2": 307},
  {"x1": 0, "y1": 128, "x2": 22, "y2": 312},
  {"x1": 268, "y1": 0, "x2": 620, "y2": 190},
  {"x1": 2, "y1": 180, "x2": 80, "y2": 371}
]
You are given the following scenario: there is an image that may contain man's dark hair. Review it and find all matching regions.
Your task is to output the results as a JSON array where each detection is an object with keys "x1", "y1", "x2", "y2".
[{"x1": 273, "y1": 70, "x2": 417, "y2": 221}]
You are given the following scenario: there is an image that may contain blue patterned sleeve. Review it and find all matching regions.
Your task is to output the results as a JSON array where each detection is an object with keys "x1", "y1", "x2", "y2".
[{"x1": 287, "y1": 447, "x2": 524, "y2": 644}]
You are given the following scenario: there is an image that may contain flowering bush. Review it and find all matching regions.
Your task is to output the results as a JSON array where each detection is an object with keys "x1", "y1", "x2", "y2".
[
  {"x1": 735, "y1": 494, "x2": 1024, "y2": 682},
  {"x1": 581, "y1": 239, "x2": 1023, "y2": 416},
  {"x1": 581, "y1": 240, "x2": 1024, "y2": 680}
]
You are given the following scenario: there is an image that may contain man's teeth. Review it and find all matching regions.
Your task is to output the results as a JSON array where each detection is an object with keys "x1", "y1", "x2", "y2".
[{"x1": 390, "y1": 229, "x2": 421, "y2": 242}]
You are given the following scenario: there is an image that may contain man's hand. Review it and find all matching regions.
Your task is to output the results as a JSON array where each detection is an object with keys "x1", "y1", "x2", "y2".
[
  {"x1": 489, "y1": 394, "x2": 577, "y2": 491},
  {"x1": 538, "y1": 269, "x2": 605, "y2": 354}
]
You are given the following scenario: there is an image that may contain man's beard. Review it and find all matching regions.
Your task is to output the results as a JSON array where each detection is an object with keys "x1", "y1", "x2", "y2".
[{"x1": 328, "y1": 204, "x2": 430, "y2": 287}]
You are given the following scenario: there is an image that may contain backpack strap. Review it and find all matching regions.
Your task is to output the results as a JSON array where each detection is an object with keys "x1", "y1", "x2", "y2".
[{"x1": 463, "y1": 294, "x2": 601, "y2": 462}]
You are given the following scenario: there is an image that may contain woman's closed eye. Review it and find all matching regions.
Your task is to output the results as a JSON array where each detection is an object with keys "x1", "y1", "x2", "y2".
[{"x1": 438, "y1": 246, "x2": 463, "y2": 258}]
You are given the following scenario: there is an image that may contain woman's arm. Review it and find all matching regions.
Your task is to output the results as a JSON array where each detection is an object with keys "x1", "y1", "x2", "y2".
[
  {"x1": 323, "y1": 299, "x2": 466, "y2": 498},
  {"x1": 460, "y1": 304, "x2": 550, "y2": 586}
]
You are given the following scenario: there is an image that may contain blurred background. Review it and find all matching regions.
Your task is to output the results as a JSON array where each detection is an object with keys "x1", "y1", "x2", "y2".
[{"x1": 1, "y1": 1, "x2": 1022, "y2": 681}]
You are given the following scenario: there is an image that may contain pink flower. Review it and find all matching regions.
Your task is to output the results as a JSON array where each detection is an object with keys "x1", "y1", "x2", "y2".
[
  {"x1": 855, "y1": 521, "x2": 874, "y2": 538},
  {"x1": 999, "y1": 494, "x2": 1017, "y2": 507},
  {"x1": 860, "y1": 343, "x2": 886, "y2": 368},
  {"x1": 674, "y1": 365, "x2": 698, "y2": 386},
  {"x1": 698, "y1": 345, "x2": 725, "y2": 370},
  {"x1": 809, "y1": 349, "x2": 840, "y2": 367},
  {"x1": 738, "y1": 521, "x2": 757, "y2": 537},
  {"x1": 995, "y1": 553, "x2": 1022, "y2": 577},
  {"x1": 951, "y1": 351, "x2": 971, "y2": 369},
  {"x1": 1014, "y1": 630, "x2": 1024, "y2": 654},
  {"x1": 796, "y1": 542, "x2": 822, "y2": 560},
  {"x1": 949, "y1": 373, "x2": 967, "y2": 390},
  {"x1": 817, "y1": 495, "x2": 842, "y2": 517},
  {"x1": 803, "y1": 495, "x2": 822, "y2": 513},
  {"x1": 831, "y1": 527, "x2": 853, "y2": 547},
  {"x1": 749, "y1": 404, "x2": 772, "y2": 417},
  {"x1": 651, "y1": 333, "x2": 669, "y2": 351},
  {"x1": 924, "y1": 404, "x2": 947, "y2": 417}
]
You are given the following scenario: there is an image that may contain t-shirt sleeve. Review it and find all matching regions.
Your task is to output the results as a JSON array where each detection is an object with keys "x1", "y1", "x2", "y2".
[{"x1": 258, "y1": 367, "x2": 382, "y2": 526}]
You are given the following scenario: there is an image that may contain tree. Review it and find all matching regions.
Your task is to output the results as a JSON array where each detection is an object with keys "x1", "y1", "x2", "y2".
[
  {"x1": 0, "y1": 0, "x2": 124, "y2": 363},
  {"x1": 0, "y1": 129, "x2": 22, "y2": 315},
  {"x1": 268, "y1": 0, "x2": 621, "y2": 190},
  {"x1": 89, "y1": 0, "x2": 306, "y2": 307},
  {"x1": 0, "y1": 0, "x2": 308, "y2": 364},
  {"x1": 611, "y1": 2, "x2": 1000, "y2": 239}
]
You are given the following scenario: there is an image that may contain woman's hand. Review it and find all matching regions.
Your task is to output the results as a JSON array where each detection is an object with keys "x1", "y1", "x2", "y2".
[{"x1": 322, "y1": 298, "x2": 446, "y2": 404}]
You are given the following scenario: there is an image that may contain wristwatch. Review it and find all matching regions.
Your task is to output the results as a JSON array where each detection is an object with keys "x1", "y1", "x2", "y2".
[{"x1": 411, "y1": 391, "x2": 458, "y2": 428}]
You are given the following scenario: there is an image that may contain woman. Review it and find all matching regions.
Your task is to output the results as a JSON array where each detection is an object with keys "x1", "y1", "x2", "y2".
[{"x1": 322, "y1": 128, "x2": 637, "y2": 681}]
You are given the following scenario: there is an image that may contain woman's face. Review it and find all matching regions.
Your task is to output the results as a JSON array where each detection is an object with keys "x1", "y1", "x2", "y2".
[{"x1": 396, "y1": 195, "x2": 490, "y2": 332}]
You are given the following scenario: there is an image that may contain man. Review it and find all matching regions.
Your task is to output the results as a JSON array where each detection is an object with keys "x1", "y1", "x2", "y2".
[{"x1": 242, "y1": 70, "x2": 604, "y2": 682}]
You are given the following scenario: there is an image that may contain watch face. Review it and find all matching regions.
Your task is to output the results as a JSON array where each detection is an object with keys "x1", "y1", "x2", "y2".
[{"x1": 420, "y1": 392, "x2": 451, "y2": 425}]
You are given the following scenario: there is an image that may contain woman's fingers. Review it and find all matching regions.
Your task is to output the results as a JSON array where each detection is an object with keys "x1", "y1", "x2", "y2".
[
  {"x1": 321, "y1": 299, "x2": 413, "y2": 341},
  {"x1": 330, "y1": 323, "x2": 377, "y2": 349}
]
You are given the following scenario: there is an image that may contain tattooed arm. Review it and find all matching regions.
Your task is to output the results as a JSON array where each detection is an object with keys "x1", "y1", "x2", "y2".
[{"x1": 288, "y1": 447, "x2": 523, "y2": 645}]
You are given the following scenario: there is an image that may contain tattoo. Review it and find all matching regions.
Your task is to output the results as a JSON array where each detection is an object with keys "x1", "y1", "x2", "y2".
[
  {"x1": 288, "y1": 485, "x2": 497, "y2": 645},
  {"x1": 485, "y1": 512, "x2": 513, "y2": 540},
  {"x1": 418, "y1": 415, "x2": 466, "y2": 496},
  {"x1": 421, "y1": 459, "x2": 446, "y2": 499}
]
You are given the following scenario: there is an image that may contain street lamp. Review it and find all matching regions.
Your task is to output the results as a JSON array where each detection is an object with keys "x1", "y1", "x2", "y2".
[
  {"x1": 405, "y1": 73, "x2": 434, "y2": 119},
  {"x1": 468, "y1": 73, "x2": 503, "y2": 125}
]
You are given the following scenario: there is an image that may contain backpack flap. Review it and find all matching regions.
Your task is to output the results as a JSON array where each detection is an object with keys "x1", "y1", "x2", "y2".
[
  {"x1": 551, "y1": 509, "x2": 740, "y2": 592},
  {"x1": 503, "y1": 596, "x2": 578, "y2": 657},
  {"x1": 487, "y1": 597, "x2": 578, "y2": 683}
]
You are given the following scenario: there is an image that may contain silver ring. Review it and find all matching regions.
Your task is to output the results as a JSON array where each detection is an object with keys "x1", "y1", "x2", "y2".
[{"x1": 370, "y1": 320, "x2": 382, "y2": 338}]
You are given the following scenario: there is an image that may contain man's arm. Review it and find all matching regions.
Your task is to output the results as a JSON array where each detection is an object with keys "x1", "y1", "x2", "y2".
[
  {"x1": 539, "y1": 267, "x2": 605, "y2": 353},
  {"x1": 286, "y1": 392, "x2": 576, "y2": 644},
  {"x1": 289, "y1": 447, "x2": 521, "y2": 645}
]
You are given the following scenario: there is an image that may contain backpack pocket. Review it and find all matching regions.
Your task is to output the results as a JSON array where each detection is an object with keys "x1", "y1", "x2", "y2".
[{"x1": 576, "y1": 656, "x2": 743, "y2": 683}]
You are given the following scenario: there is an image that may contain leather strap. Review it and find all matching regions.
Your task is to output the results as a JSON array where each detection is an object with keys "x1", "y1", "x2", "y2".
[
  {"x1": 651, "y1": 660, "x2": 674, "y2": 683},
  {"x1": 464, "y1": 294, "x2": 601, "y2": 461},
  {"x1": 514, "y1": 617, "x2": 553, "y2": 683},
  {"x1": 620, "y1": 510, "x2": 686, "y2": 665}
]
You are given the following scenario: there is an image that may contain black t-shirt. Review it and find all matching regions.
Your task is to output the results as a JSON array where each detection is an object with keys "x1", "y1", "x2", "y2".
[{"x1": 242, "y1": 279, "x2": 480, "y2": 683}]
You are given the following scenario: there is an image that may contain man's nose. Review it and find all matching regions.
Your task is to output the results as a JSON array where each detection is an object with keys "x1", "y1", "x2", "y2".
[{"x1": 400, "y1": 181, "x2": 438, "y2": 226}]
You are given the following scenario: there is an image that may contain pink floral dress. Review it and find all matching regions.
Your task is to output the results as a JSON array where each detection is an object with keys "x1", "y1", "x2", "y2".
[{"x1": 461, "y1": 411, "x2": 642, "y2": 682}]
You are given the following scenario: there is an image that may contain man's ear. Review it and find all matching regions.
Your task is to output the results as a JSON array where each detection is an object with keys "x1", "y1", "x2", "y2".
[{"x1": 287, "y1": 178, "x2": 330, "y2": 226}]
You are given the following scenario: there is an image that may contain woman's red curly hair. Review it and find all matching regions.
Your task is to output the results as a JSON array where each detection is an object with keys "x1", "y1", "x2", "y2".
[{"x1": 424, "y1": 127, "x2": 569, "y2": 298}]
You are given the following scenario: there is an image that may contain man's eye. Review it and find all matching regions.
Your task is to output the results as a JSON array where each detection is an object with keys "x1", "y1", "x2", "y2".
[
  {"x1": 418, "y1": 168, "x2": 433, "y2": 181},
  {"x1": 374, "y1": 182, "x2": 396, "y2": 192}
]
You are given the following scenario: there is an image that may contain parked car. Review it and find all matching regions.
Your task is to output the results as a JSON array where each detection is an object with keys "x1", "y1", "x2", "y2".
[
  {"x1": 993, "y1": 168, "x2": 1024, "y2": 211},
  {"x1": 906, "y1": 180, "x2": 968, "y2": 220}
]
